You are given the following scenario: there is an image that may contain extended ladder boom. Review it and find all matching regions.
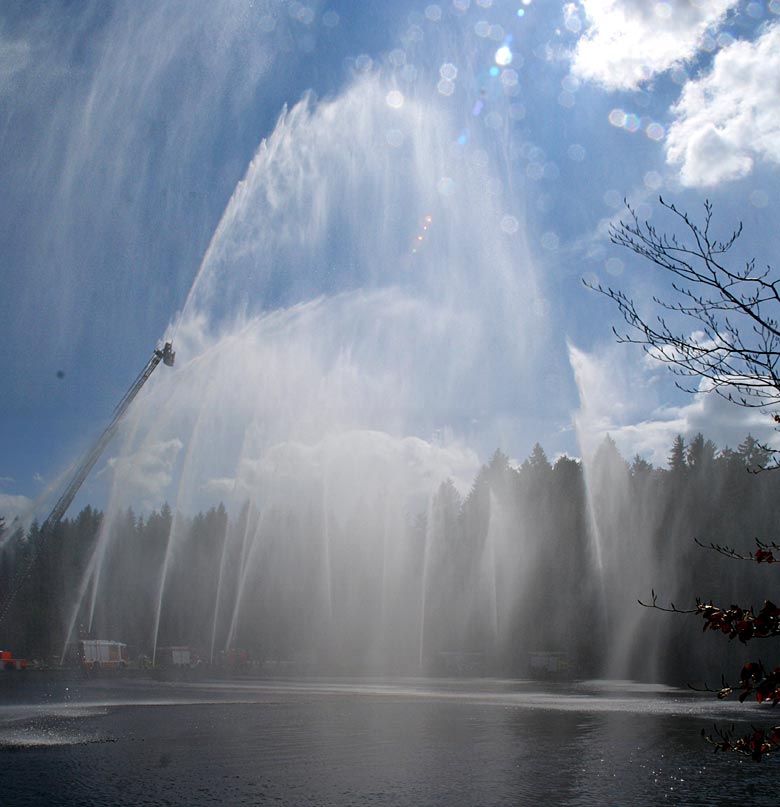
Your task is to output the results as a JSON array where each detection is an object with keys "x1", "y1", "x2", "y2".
[
  {"x1": 41, "y1": 342, "x2": 175, "y2": 532},
  {"x1": 0, "y1": 342, "x2": 174, "y2": 627}
]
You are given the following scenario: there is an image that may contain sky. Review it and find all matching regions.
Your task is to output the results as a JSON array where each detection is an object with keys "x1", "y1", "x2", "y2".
[{"x1": 2, "y1": 0, "x2": 780, "y2": 521}]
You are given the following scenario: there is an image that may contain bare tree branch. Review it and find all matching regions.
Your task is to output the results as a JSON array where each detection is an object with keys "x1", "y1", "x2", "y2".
[{"x1": 584, "y1": 199, "x2": 780, "y2": 464}]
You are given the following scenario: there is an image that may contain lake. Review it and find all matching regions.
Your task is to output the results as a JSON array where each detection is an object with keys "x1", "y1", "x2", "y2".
[{"x1": 0, "y1": 676, "x2": 777, "y2": 806}]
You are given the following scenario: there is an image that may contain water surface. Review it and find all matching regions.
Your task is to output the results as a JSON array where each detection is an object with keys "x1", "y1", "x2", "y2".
[{"x1": 0, "y1": 677, "x2": 776, "y2": 806}]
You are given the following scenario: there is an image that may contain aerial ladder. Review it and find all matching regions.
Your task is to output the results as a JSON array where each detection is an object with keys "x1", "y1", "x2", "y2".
[{"x1": 0, "y1": 342, "x2": 175, "y2": 626}]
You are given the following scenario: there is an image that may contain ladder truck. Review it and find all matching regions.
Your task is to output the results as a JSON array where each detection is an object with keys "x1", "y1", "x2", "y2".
[{"x1": 0, "y1": 342, "x2": 175, "y2": 628}]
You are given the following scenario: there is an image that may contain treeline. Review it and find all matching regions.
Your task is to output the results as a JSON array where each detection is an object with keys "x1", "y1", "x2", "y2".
[
  {"x1": 0, "y1": 504, "x2": 227, "y2": 663},
  {"x1": 1, "y1": 433, "x2": 778, "y2": 682}
]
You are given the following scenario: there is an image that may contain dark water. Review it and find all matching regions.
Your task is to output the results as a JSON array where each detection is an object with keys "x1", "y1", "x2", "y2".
[{"x1": 0, "y1": 677, "x2": 778, "y2": 806}]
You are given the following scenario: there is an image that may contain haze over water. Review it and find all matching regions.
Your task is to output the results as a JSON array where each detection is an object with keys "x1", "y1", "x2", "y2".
[{"x1": 75, "y1": 7, "x2": 558, "y2": 665}]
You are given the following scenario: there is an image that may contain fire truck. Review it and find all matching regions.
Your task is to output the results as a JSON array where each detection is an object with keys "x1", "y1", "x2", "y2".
[
  {"x1": 79, "y1": 639, "x2": 128, "y2": 672},
  {"x1": 0, "y1": 650, "x2": 26, "y2": 671}
]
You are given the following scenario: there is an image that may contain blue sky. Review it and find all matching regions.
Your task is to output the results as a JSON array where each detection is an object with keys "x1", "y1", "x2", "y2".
[{"x1": 2, "y1": 0, "x2": 780, "y2": 520}]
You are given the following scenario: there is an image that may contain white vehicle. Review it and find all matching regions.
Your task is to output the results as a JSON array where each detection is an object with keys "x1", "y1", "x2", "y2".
[
  {"x1": 157, "y1": 646, "x2": 191, "y2": 667},
  {"x1": 79, "y1": 639, "x2": 128, "y2": 672}
]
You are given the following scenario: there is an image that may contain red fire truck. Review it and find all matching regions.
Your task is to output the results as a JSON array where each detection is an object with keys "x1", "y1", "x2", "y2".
[{"x1": 0, "y1": 650, "x2": 27, "y2": 670}]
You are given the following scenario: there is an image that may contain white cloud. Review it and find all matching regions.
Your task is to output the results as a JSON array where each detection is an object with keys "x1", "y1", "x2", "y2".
[
  {"x1": 569, "y1": 341, "x2": 778, "y2": 467},
  {"x1": 204, "y1": 430, "x2": 480, "y2": 509},
  {"x1": 569, "y1": 0, "x2": 737, "y2": 91},
  {"x1": 202, "y1": 477, "x2": 237, "y2": 497},
  {"x1": 666, "y1": 23, "x2": 780, "y2": 187},
  {"x1": 0, "y1": 493, "x2": 34, "y2": 523},
  {"x1": 105, "y1": 438, "x2": 182, "y2": 509}
]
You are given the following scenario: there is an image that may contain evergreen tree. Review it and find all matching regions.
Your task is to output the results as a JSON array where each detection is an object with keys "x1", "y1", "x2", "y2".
[
  {"x1": 630, "y1": 455, "x2": 653, "y2": 480},
  {"x1": 737, "y1": 434, "x2": 771, "y2": 471},
  {"x1": 523, "y1": 443, "x2": 551, "y2": 475},
  {"x1": 668, "y1": 435, "x2": 687, "y2": 473},
  {"x1": 686, "y1": 433, "x2": 716, "y2": 472}
]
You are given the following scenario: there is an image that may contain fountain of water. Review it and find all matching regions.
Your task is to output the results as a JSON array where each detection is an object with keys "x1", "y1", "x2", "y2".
[{"x1": 57, "y1": 18, "x2": 559, "y2": 672}]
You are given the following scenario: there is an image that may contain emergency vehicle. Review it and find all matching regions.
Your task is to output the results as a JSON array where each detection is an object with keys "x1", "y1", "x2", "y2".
[
  {"x1": 79, "y1": 639, "x2": 128, "y2": 672},
  {"x1": 0, "y1": 650, "x2": 26, "y2": 670}
]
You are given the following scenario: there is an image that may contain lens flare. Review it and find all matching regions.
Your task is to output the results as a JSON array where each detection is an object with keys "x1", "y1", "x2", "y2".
[
  {"x1": 386, "y1": 90, "x2": 405, "y2": 109},
  {"x1": 495, "y1": 46, "x2": 513, "y2": 66},
  {"x1": 608, "y1": 108, "x2": 627, "y2": 128},
  {"x1": 645, "y1": 122, "x2": 665, "y2": 141}
]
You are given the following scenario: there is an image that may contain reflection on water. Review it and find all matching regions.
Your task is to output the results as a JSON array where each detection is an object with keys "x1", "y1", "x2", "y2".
[
  {"x1": 0, "y1": 706, "x2": 110, "y2": 750},
  {"x1": 0, "y1": 678, "x2": 777, "y2": 806}
]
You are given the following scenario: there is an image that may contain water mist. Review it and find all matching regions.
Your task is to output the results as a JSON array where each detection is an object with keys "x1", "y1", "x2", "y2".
[{"x1": 65, "y1": 21, "x2": 555, "y2": 671}]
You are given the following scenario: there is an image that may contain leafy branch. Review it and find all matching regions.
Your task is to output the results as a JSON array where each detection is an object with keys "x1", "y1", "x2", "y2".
[
  {"x1": 698, "y1": 600, "x2": 780, "y2": 643},
  {"x1": 694, "y1": 537, "x2": 780, "y2": 563},
  {"x1": 638, "y1": 591, "x2": 780, "y2": 643},
  {"x1": 702, "y1": 724, "x2": 780, "y2": 761},
  {"x1": 715, "y1": 661, "x2": 780, "y2": 705}
]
